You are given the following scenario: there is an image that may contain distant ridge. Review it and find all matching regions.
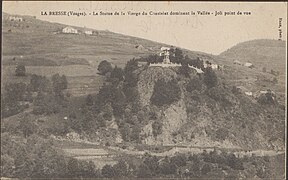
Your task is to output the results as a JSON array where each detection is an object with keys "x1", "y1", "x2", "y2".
[{"x1": 219, "y1": 39, "x2": 286, "y2": 73}]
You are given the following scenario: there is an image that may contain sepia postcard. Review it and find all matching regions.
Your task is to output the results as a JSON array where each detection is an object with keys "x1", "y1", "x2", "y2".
[{"x1": 1, "y1": 1, "x2": 287, "y2": 179}]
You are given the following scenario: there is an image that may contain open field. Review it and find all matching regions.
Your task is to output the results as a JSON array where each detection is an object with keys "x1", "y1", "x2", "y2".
[{"x1": 1, "y1": 65, "x2": 104, "y2": 96}]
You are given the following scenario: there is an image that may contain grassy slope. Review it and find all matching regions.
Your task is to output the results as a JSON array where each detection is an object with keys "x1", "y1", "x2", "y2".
[
  {"x1": 219, "y1": 39, "x2": 286, "y2": 73},
  {"x1": 2, "y1": 12, "x2": 163, "y2": 96}
]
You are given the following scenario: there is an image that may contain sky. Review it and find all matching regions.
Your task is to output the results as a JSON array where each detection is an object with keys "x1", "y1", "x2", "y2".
[{"x1": 3, "y1": 1, "x2": 287, "y2": 55}]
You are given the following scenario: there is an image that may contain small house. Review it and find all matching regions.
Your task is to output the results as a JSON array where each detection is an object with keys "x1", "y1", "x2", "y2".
[
  {"x1": 92, "y1": 31, "x2": 99, "y2": 36},
  {"x1": 244, "y1": 62, "x2": 254, "y2": 68},
  {"x1": 9, "y1": 16, "x2": 23, "y2": 22},
  {"x1": 62, "y1": 26, "x2": 78, "y2": 34},
  {"x1": 84, "y1": 30, "x2": 93, "y2": 35},
  {"x1": 233, "y1": 60, "x2": 242, "y2": 65},
  {"x1": 245, "y1": 92, "x2": 253, "y2": 96},
  {"x1": 135, "y1": 45, "x2": 145, "y2": 50},
  {"x1": 211, "y1": 64, "x2": 218, "y2": 69}
]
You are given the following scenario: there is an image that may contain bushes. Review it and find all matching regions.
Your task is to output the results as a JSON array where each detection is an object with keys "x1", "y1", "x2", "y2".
[
  {"x1": 204, "y1": 67, "x2": 217, "y2": 88},
  {"x1": 151, "y1": 79, "x2": 181, "y2": 107},
  {"x1": 186, "y1": 77, "x2": 202, "y2": 92},
  {"x1": 215, "y1": 128, "x2": 229, "y2": 141},
  {"x1": 257, "y1": 91, "x2": 276, "y2": 105},
  {"x1": 207, "y1": 86, "x2": 233, "y2": 106},
  {"x1": 152, "y1": 120, "x2": 163, "y2": 137},
  {"x1": 32, "y1": 93, "x2": 62, "y2": 115},
  {"x1": 101, "y1": 160, "x2": 129, "y2": 178},
  {"x1": 15, "y1": 64, "x2": 26, "y2": 76},
  {"x1": 178, "y1": 63, "x2": 191, "y2": 78},
  {"x1": 51, "y1": 73, "x2": 68, "y2": 95},
  {"x1": 30, "y1": 74, "x2": 51, "y2": 92},
  {"x1": 1, "y1": 83, "x2": 30, "y2": 117},
  {"x1": 97, "y1": 60, "x2": 113, "y2": 75},
  {"x1": 110, "y1": 66, "x2": 124, "y2": 82}
]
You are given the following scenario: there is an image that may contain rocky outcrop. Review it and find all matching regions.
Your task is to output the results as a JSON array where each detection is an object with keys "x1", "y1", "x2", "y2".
[{"x1": 135, "y1": 66, "x2": 285, "y2": 150}]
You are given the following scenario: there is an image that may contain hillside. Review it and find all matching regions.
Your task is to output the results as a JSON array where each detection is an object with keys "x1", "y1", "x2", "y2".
[
  {"x1": 134, "y1": 66, "x2": 285, "y2": 150},
  {"x1": 1, "y1": 12, "x2": 286, "y2": 179},
  {"x1": 1, "y1": 12, "x2": 163, "y2": 96},
  {"x1": 219, "y1": 39, "x2": 286, "y2": 73}
]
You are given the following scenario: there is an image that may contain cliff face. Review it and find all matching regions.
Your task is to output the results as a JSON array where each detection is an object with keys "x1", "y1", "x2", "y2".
[{"x1": 135, "y1": 66, "x2": 285, "y2": 150}]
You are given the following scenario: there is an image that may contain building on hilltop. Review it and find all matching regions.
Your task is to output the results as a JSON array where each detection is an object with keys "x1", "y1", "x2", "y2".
[
  {"x1": 149, "y1": 47, "x2": 204, "y2": 73},
  {"x1": 150, "y1": 46, "x2": 181, "y2": 67},
  {"x1": 62, "y1": 26, "x2": 78, "y2": 34},
  {"x1": 159, "y1": 47, "x2": 172, "y2": 64}
]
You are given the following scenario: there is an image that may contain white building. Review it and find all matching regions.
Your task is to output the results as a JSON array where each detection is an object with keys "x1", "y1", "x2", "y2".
[
  {"x1": 244, "y1": 62, "x2": 254, "y2": 68},
  {"x1": 9, "y1": 16, "x2": 23, "y2": 21},
  {"x1": 245, "y1": 92, "x2": 253, "y2": 96},
  {"x1": 84, "y1": 30, "x2": 93, "y2": 35},
  {"x1": 204, "y1": 61, "x2": 218, "y2": 70},
  {"x1": 62, "y1": 27, "x2": 78, "y2": 34},
  {"x1": 160, "y1": 47, "x2": 171, "y2": 64}
]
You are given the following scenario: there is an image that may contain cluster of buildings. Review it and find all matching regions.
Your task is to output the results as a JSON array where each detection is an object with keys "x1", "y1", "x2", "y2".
[
  {"x1": 233, "y1": 60, "x2": 254, "y2": 68},
  {"x1": 61, "y1": 26, "x2": 98, "y2": 36},
  {"x1": 236, "y1": 86, "x2": 276, "y2": 100},
  {"x1": 149, "y1": 47, "x2": 224, "y2": 74},
  {"x1": 8, "y1": 16, "x2": 24, "y2": 22}
]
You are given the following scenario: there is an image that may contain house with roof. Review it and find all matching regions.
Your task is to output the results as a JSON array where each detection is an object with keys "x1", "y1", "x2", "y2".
[
  {"x1": 62, "y1": 26, "x2": 78, "y2": 34},
  {"x1": 9, "y1": 16, "x2": 23, "y2": 22},
  {"x1": 84, "y1": 30, "x2": 93, "y2": 35},
  {"x1": 244, "y1": 62, "x2": 254, "y2": 68}
]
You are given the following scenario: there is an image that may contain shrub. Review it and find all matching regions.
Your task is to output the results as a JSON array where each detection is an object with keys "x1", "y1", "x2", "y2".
[
  {"x1": 207, "y1": 86, "x2": 233, "y2": 106},
  {"x1": 15, "y1": 64, "x2": 26, "y2": 76},
  {"x1": 170, "y1": 153, "x2": 187, "y2": 167},
  {"x1": 151, "y1": 79, "x2": 181, "y2": 107},
  {"x1": 178, "y1": 63, "x2": 191, "y2": 78},
  {"x1": 215, "y1": 128, "x2": 229, "y2": 141},
  {"x1": 30, "y1": 74, "x2": 51, "y2": 92},
  {"x1": 159, "y1": 157, "x2": 177, "y2": 175},
  {"x1": 97, "y1": 60, "x2": 113, "y2": 75},
  {"x1": 33, "y1": 93, "x2": 61, "y2": 115},
  {"x1": 110, "y1": 66, "x2": 124, "y2": 82},
  {"x1": 204, "y1": 67, "x2": 217, "y2": 88},
  {"x1": 201, "y1": 164, "x2": 212, "y2": 175},
  {"x1": 52, "y1": 74, "x2": 68, "y2": 95},
  {"x1": 102, "y1": 164, "x2": 115, "y2": 178},
  {"x1": 152, "y1": 120, "x2": 163, "y2": 137},
  {"x1": 257, "y1": 91, "x2": 276, "y2": 105},
  {"x1": 186, "y1": 77, "x2": 202, "y2": 92}
]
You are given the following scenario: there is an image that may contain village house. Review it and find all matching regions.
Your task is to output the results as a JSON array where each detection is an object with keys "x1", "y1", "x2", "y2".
[
  {"x1": 135, "y1": 44, "x2": 145, "y2": 50},
  {"x1": 84, "y1": 30, "x2": 93, "y2": 35},
  {"x1": 244, "y1": 62, "x2": 254, "y2": 68},
  {"x1": 204, "y1": 61, "x2": 219, "y2": 70},
  {"x1": 233, "y1": 60, "x2": 242, "y2": 65},
  {"x1": 62, "y1": 26, "x2": 78, "y2": 34},
  {"x1": 9, "y1": 16, "x2": 23, "y2": 22},
  {"x1": 236, "y1": 86, "x2": 253, "y2": 96},
  {"x1": 245, "y1": 91, "x2": 253, "y2": 96}
]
